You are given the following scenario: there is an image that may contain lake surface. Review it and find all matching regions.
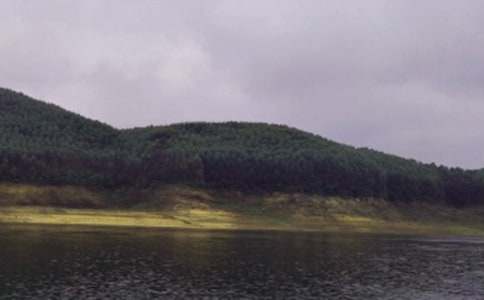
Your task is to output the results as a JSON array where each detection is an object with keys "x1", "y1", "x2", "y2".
[{"x1": 1, "y1": 225, "x2": 484, "y2": 299}]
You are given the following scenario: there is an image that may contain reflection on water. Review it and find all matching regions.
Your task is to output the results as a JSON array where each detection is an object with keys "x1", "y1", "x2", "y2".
[{"x1": 0, "y1": 225, "x2": 483, "y2": 299}]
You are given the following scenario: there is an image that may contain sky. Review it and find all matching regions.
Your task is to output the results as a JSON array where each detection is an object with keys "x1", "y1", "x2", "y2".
[{"x1": 1, "y1": 1, "x2": 484, "y2": 169}]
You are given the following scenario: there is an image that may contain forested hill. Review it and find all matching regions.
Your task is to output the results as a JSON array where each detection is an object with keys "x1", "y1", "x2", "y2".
[
  {"x1": 0, "y1": 87, "x2": 483, "y2": 206},
  {"x1": 0, "y1": 88, "x2": 119, "y2": 154}
]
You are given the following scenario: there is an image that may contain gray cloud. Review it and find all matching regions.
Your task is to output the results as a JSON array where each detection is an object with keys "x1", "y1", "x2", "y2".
[{"x1": 1, "y1": 0, "x2": 484, "y2": 168}]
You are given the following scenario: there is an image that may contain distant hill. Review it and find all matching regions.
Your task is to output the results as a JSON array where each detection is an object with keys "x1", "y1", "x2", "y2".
[
  {"x1": 0, "y1": 88, "x2": 119, "y2": 154},
  {"x1": 0, "y1": 87, "x2": 483, "y2": 206}
]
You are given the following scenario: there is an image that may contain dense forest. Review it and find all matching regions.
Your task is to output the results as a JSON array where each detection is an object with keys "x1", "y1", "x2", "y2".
[{"x1": 1, "y1": 87, "x2": 483, "y2": 206}]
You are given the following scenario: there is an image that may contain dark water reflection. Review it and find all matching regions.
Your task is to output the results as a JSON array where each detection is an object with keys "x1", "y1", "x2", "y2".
[{"x1": 1, "y1": 225, "x2": 484, "y2": 299}]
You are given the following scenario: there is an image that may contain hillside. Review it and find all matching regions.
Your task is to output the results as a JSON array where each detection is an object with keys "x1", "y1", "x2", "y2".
[
  {"x1": 0, "y1": 88, "x2": 119, "y2": 154},
  {"x1": 0, "y1": 87, "x2": 483, "y2": 206}
]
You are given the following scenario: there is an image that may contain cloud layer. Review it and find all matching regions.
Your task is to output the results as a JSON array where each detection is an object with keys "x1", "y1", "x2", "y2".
[{"x1": 1, "y1": 1, "x2": 484, "y2": 168}]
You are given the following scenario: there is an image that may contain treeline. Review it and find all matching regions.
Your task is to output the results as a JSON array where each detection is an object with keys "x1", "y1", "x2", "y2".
[
  {"x1": 126, "y1": 123, "x2": 484, "y2": 206},
  {"x1": 1, "y1": 88, "x2": 483, "y2": 206}
]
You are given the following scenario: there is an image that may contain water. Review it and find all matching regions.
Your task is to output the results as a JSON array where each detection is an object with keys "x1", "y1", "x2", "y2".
[{"x1": 1, "y1": 225, "x2": 484, "y2": 299}]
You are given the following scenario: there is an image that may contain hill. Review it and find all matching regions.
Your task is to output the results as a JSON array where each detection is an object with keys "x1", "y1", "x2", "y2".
[
  {"x1": 0, "y1": 88, "x2": 127, "y2": 186},
  {"x1": 0, "y1": 88, "x2": 119, "y2": 153},
  {"x1": 0, "y1": 87, "x2": 483, "y2": 206}
]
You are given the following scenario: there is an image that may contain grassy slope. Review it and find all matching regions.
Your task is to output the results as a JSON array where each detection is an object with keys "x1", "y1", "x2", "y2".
[{"x1": 1, "y1": 183, "x2": 484, "y2": 236}]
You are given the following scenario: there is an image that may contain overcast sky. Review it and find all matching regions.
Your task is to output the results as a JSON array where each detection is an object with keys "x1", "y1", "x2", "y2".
[{"x1": 1, "y1": 1, "x2": 484, "y2": 168}]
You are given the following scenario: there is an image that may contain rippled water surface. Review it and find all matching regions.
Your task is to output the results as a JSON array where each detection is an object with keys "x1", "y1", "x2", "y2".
[{"x1": 1, "y1": 225, "x2": 484, "y2": 299}]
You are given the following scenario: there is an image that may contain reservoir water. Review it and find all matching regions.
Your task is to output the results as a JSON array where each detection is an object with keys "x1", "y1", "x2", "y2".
[{"x1": 1, "y1": 225, "x2": 483, "y2": 299}]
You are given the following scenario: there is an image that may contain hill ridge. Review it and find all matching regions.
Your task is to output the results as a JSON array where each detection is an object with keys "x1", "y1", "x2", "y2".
[{"x1": 0, "y1": 87, "x2": 482, "y2": 206}]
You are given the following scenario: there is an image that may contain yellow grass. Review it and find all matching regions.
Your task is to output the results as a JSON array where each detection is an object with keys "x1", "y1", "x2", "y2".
[
  {"x1": 1, "y1": 205, "x2": 484, "y2": 236},
  {"x1": 1, "y1": 183, "x2": 484, "y2": 235}
]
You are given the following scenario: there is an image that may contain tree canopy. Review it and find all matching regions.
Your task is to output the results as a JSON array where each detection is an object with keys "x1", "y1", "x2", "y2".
[{"x1": 1, "y1": 87, "x2": 483, "y2": 206}]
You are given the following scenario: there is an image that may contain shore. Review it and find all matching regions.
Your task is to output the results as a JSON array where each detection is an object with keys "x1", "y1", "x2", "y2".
[
  {"x1": 1, "y1": 183, "x2": 484, "y2": 235},
  {"x1": 1, "y1": 205, "x2": 484, "y2": 236}
]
